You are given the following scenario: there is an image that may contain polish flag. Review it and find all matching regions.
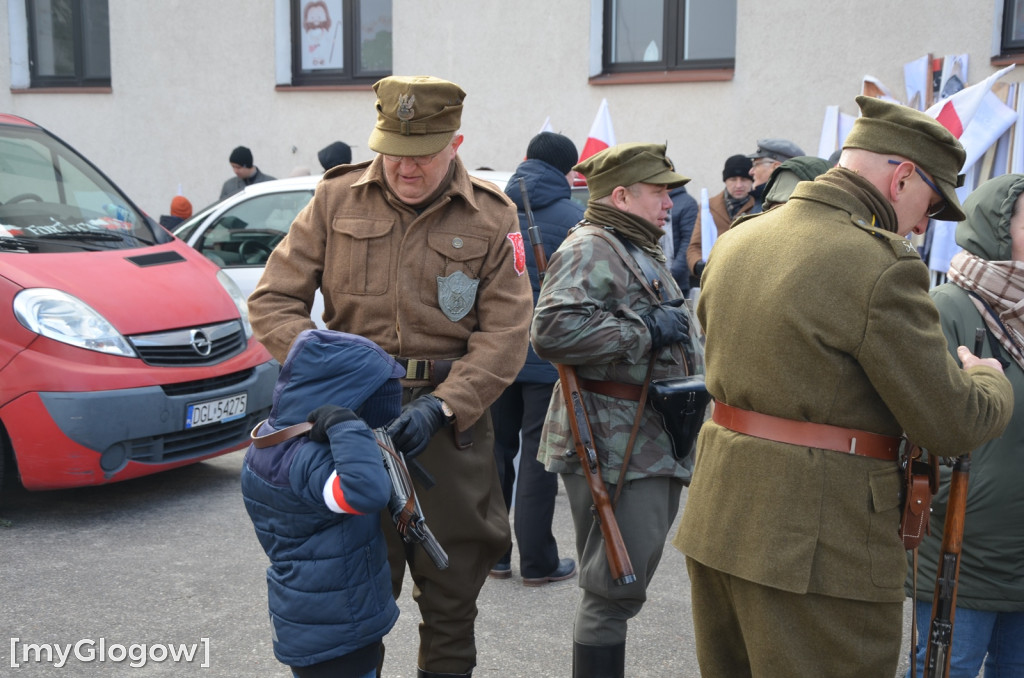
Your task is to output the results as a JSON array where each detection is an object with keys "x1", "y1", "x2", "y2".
[
  {"x1": 579, "y1": 99, "x2": 617, "y2": 162},
  {"x1": 925, "y1": 64, "x2": 1015, "y2": 138}
]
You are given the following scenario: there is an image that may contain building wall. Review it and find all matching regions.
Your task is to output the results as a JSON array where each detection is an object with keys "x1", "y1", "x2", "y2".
[{"x1": 0, "y1": 0, "x2": 1014, "y2": 219}]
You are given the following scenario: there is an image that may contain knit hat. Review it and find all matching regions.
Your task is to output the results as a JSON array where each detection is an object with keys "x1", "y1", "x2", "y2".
[
  {"x1": 843, "y1": 95, "x2": 966, "y2": 222},
  {"x1": 229, "y1": 146, "x2": 253, "y2": 168},
  {"x1": 368, "y1": 75, "x2": 466, "y2": 156},
  {"x1": 573, "y1": 143, "x2": 690, "y2": 200},
  {"x1": 526, "y1": 132, "x2": 579, "y2": 176},
  {"x1": 318, "y1": 141, "x2": 352, "y2": 171},
  {"x1": 170, "y1": 196, "x2": 192, "y2": 219},
  {"x1": 722, "y1": 154, "x2": 753, "y2": 181}
]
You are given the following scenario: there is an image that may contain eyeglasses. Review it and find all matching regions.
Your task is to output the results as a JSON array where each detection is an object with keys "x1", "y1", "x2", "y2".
[
  {"x1": 751, "y1": 158, "x2": 777, "y2": 168},
  {"x1": 888, "y1": 159, "x2": 945, "y2": 218},
  {"x1": 383, "y1": 150, "x2": 442, "y2": 166}
]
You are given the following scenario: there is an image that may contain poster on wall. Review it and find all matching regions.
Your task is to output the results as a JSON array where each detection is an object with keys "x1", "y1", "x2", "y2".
[{"x1": 301, "y1": 0, "x2": 343, "y2": 70}]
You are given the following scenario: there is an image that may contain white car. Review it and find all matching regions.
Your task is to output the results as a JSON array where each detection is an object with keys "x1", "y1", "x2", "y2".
[{"x1": 172, "y1": 170, "x2": 588, "y2": 328}]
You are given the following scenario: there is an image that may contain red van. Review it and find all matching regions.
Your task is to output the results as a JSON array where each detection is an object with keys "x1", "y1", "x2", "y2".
[{"x1": 0, "y1": 114, "x2": 278, "y2": 499}]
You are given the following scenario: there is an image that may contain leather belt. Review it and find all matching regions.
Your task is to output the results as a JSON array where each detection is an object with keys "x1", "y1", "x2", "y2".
[
  {"x1": 395, "y1": 358, "x2": 453, "y2": 386},
  {"x1": 578, "y1": 378, "x2": 643, "y2": 401},
  {"x1": 712, "y1": 401, "x2": 901, "y2": 461},
  {"x1": 250, "y1": 421, "x2": 312, "y2": 448}
]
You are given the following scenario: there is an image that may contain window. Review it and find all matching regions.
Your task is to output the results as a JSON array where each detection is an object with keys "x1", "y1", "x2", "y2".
[
  {"x1": 289, "y1": 0, "x2": 391, "y2": 86},
  {"x1": 602, "y1": 0, "x2": 735, "y2": 74},
  {"x1": 26, "y1": 0, "x2": 110, "y2": 88},
  {"x1": 1002, "y1": 0, "x2": 1024, "y2": 54}
]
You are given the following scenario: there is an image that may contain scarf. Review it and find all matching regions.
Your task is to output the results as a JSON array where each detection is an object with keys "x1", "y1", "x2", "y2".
[
  {"x1": 583, "y1": 202, "x2": 667, "y2": 262},
  {"x1": 817, "y1": 167, "x2": 899, "y2": 233},
  {"x1": 948, "y1": 250, "x2": 1024, "y2": 370},
  {"x1": 725, "y1": 192, "x2": 748, "y2": 219}
]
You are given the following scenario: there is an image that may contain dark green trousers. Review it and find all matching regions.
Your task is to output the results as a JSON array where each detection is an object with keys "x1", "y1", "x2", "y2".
[
  {"x1": 686, "y1": 556, "x2": 903, "y2": 677},
  {"x1": 382, "y1": 391, "x2": 510, "y2": 675},
  {"x1": 563, "y1": 474, "x2": 683, "y2": 645}
]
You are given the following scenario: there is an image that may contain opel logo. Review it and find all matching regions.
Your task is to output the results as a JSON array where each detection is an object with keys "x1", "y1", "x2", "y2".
[{"x1": 190, "y1": 329, "x2": 213, "y2": 357}]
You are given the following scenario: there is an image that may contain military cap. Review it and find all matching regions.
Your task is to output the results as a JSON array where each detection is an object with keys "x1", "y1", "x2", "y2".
[
  {"x1": 573, "y1": 143, "x2": 690, "y2": 200},
  {"x1": 747, "y1": 138, "x2": 805, "y2": 163},
  {"x1": 843, "y1": 95, "x2": 966, "y2": 222},
  {"x1": 368, "y1": 75, "x2": 465, "y2": 157}
]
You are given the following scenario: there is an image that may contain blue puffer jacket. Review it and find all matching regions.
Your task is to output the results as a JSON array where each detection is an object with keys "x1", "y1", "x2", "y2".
[
  {"x1": 241, "y1": 330, "x2": 400, "y2": 668},
  {"x1": 504, "y1": 159, "x2": 584, "y2": 383}
]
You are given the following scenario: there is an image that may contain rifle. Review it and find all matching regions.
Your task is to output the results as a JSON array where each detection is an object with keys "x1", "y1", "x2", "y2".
[
  {"x1": 922, "y1": 327, "x2": 983, "y2": 677},
  {"x1": 374, "y1": 427, "x2": 449, "y2": 570},
  {"x1": 519, "y1": 178, "x2": 636, "y2": 586},
  {"x1": 250, "y1": 419, "x2": 449, "y2": 570}
]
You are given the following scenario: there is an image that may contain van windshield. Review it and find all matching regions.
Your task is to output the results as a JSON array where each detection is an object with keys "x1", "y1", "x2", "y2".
[{"x1": 0, "y1": 122, "x2": 168, "y2": 253}]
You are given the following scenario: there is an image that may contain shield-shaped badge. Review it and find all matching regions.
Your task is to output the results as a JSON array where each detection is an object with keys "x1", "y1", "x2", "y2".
[{"x1": 437, "y1": 271, "x2": 480, "y2": 322}]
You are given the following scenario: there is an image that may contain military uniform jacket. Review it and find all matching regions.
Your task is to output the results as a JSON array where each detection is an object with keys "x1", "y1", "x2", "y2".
[
  {"x1": 674, "y1": 169, "x2": 1013, "y2": 603},
  {"x1": 531, "y1": 222, "x2": 694, "y2": 484},
  {"x1": 248, "y1": 156, "x2": 533, "y2": 429}
]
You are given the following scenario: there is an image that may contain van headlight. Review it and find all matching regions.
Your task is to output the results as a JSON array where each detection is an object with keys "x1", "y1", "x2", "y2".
[
  {"x1": 13, "y1": 288, "x2": 137, "y2": 357},
  {"x1": 217, "y1": 270, "x2": 253, "y2": 339}
]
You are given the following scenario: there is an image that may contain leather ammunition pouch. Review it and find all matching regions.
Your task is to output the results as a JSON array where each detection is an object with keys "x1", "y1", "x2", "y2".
[
  {"x1": 899, "y1": 443, "x2": 938, "y2": 550},
  {"x1": 648, "y1": 376, "x2": 711, "y2": 461}
]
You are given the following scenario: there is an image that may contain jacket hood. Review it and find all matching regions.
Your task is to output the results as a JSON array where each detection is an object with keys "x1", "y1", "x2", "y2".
[
  {"x1": 505, "y1": 159, "x2": 572, "y2": 212},
  {"x1": 268, "y1": 330, "x2": 404, "y2": 427},
  {"x1": 956, "y1": 173, "x2": 1024, "y2": 262}
]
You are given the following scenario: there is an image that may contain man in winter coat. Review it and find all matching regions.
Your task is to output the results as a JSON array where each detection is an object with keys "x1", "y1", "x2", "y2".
[
  {"x1": 241, "y1": 329, "x2": 402, "y2": 678},
  {"x1": 685, "y1": 154, "x2": 756, "y2": 284},
  {"x1": 488, "y1": 131, "x2": 582, "y2": 585},
  {"x1": 674, "y1": 96, "x2": 1013, "y2": 678},
  {"x1": 220, "y1": 145, "x2": 276, "y2": 200},
  {"x1": 248, "y1": 75, "x2": 533, "y2": 678},
  {"x1": 905, "y1": 172, "x2": 1024, "y2": 676}
]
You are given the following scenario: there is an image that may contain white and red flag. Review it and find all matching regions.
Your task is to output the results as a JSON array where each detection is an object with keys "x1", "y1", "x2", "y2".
[
  {"x1": 538, "y1": 116, "x2": 554, "y2": 134},
  {"x1": 579, "y1": 98, "x2": 616, "y2": 162},
  {"x1": 925, "y1": 64, "x2": 1015, "y2": 138}
]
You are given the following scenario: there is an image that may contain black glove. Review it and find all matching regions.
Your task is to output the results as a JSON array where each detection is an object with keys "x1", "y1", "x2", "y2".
[
  {"x1": 641, "y1": 298, "x2": 690, "y2": 349},
  {"x1": 386, "y1": 395, "x2": 448, "y2": 459},
  {"x1": 307, "y1": 405, "x2": 359, "y2": 442},
  {"x1": 693, "y1": 260, "x2": 706, "y2": 280}
]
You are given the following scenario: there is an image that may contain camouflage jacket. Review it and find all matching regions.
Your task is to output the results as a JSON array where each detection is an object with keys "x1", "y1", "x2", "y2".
[{"x1": 531, "y1": 223, "x2": 699, "y2": 483}]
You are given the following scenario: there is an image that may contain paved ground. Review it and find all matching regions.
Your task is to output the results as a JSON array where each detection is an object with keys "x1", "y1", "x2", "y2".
[{"x1": 0, "y1": 450, "x2": 919, "y2": 676}]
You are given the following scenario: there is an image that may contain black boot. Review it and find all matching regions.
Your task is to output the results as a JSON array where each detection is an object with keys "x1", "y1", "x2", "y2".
[
  {"x1": 572, "y1": 641, "x2": 625, "y2": 678},
  {"x1": 416, "y1": 669, "x2": 472, "y2": 677}
]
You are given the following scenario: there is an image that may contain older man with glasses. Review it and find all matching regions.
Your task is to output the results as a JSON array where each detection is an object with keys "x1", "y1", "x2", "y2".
[
  {"x1": 249, "y1": 75, "x2": 534, "y2": 678},
  {"x1": 746, "y1": 137, "x2": 805, "y2": 212}
]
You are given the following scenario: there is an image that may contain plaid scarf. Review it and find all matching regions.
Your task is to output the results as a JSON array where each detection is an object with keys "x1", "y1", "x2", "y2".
[{"x1": 947, "y1": 250, "x2": 1024, "y2": 369}]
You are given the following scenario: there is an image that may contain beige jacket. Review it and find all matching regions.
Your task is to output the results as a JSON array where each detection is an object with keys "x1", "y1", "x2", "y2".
[{"x1": 248, "y1": 157, "x2": 533, "y2": 428}]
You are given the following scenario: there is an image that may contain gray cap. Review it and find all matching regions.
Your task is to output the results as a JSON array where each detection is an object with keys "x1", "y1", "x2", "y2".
[{"x1": 747, "y1": 138, "x2": 805, "y2": 163}]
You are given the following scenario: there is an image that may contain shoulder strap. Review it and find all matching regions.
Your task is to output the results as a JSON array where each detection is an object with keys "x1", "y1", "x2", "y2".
[
  {"x1": 579, "y1": 224, "x2": 666, "y2": 301},
  {"x1": 250, "y1": 420, "x2": 313, "y2": 448}
]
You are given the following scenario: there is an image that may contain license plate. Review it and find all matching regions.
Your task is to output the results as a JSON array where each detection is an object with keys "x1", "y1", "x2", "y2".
[{"x1": 185, "y1": 393, "x2": 247, "y2": 429}]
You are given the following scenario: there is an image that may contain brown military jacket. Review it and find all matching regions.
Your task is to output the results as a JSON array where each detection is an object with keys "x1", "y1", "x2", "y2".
[
  {"x1": 674, "y1": 169, "x2": 1013, "y2": 603},
  {"x1": 248, "y1": 156, "x2": 533, "y2": 429}
]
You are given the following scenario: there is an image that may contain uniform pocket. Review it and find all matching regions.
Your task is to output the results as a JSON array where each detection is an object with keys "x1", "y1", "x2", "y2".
[
  {"x1": 867, "y1": 466, "x2": 906, "y2": 589},
  {"x1": 419, "y1": 231, "x2": 488, "y2": 306},
  {"x1": 330, "y1": 216, "x2": 394, "y2": 295}
]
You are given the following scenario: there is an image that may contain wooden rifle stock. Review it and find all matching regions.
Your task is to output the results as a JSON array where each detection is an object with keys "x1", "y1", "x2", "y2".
[
  {"x1": 923, "y1": 328, "x2": 983, "y2": 677},
  {"x1": 519, "y1": 178, "x2": 637, "y2": 586}
]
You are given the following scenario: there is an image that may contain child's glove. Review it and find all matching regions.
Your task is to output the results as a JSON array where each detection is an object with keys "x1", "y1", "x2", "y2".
[{"x1": 307, "y1": 405, "x2": 359, "y2": 442}]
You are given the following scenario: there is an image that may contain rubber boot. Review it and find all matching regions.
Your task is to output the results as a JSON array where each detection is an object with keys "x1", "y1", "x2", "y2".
[
  {"x1": 416, "y1": 669, "x2": 472, "y2": 678},
  {"x1": 572, "y1": 641, "x2": 625, "y2": 678}
]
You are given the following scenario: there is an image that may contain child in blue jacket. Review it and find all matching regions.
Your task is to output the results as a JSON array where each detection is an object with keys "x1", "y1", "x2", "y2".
[{"x1": 241, "y1": 329, "x2": 403, "y2": 678}]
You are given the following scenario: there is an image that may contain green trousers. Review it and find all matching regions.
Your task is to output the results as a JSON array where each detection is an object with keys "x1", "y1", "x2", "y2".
[
  {"x1": 686, "y1": 556, "x2": 903, "y2": 678},
  {"x1": 563, "y1": 474, "x2": 683, "y2": 645}
]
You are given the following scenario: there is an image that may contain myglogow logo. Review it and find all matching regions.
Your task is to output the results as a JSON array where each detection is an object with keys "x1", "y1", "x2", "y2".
[{"x1": 9, "y1": 637, "x2": 211, "y2": 669}]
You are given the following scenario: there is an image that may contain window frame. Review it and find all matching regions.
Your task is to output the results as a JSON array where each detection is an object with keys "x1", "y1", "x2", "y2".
[
  {"x1": 601, "y1": 0, "x2": 735, "y2": 76},
  {"x1": 25, "y1": 0, "x2": 111, "y2": 89},
  {"x1": 1002, "y1": 0, "x2": 1024, "y2": 54},
  {"x1": 288, "y1": 0, "x2": 391, "y2": 87}
]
